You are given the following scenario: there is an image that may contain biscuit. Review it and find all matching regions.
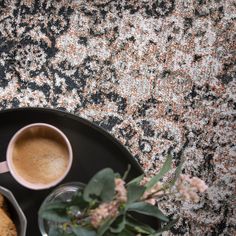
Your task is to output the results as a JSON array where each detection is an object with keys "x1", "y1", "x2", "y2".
[
  {"x1": 0, "y1": 193, "x2": 4, "y2": 207},
  {"x1": 0, "y1": 208, "x2": 17, "y2": 236},
  {"x1": 0, "y1": 195, "x2": 17, "y2": 236}
]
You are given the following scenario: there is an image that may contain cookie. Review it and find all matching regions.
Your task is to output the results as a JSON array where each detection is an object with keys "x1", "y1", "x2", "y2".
[
  {"x1": 0, "y1": 193, "x2": 4, "y2": 207},
  {"x1": 0, "y1": 208, "x2": 17, "y2": 236}
]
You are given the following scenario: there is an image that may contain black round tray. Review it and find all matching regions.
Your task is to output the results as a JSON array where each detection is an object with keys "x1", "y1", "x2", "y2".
[{"x1": 0, "y1": 108, "x2": 143, "y2": 236}]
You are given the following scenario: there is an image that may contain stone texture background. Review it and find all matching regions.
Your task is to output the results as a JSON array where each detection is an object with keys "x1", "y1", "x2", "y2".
[{"x1": 0, "y1": 0, "x2": 235, "y2": 235}]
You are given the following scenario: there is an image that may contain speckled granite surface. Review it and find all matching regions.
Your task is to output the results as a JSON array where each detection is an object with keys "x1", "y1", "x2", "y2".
[{"x1": 0, "y1": 0, "x2": 235, "y2": 235}]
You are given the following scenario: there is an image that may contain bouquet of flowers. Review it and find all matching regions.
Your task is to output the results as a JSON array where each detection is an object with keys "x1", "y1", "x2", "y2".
[{"x1": 38, "y1": 155, "x2": 207, "y2": 236}]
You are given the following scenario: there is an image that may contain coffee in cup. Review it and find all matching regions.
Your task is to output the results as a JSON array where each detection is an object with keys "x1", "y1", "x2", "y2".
[{"x1": 0, "y1": 123, "x2": 73, "y2": 190}]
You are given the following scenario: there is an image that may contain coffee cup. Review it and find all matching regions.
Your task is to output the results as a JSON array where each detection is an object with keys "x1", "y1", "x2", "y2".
[{"x1": 0, "y1": 123, "x2": 73, "y2": 190}]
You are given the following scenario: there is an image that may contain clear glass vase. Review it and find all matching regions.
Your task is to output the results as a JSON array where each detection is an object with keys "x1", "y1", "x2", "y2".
[{"x1": 38, "y1": 182, "x2": 85, "y2": 236}]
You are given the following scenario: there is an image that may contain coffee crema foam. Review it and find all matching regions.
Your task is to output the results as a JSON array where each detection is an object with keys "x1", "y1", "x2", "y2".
[{"x1": 12, "y1": 136, "x2": 69, "y2": 185}]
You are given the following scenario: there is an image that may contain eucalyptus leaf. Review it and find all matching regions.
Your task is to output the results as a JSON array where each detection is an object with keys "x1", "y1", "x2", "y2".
[
  {"x1": 127, "y1": 184, "x2": 146, "y2": 203},
  {"x1": 150, "y1": 233, "x2": 161, "y2": 236},
  {"x1": 103, "y1": 231, "x2": 116, "y2": 236},
  {"x1": 48, "y1": 226, "x2": 76, "y2": 236},
  {"x1": 110, "y1": 215, "x2": 126, "y2": 233},
  {"x1": 126, "y1": 215, "x2": 156, "y2": 234},
  {"x1": 122, "y1": 164, "x2": 131, "y2": 181},
  {"x1": 127, "y1": 202, "x2": 169, "y2": 222},
  {"x1": 83, "y1": 168, "x2": 115, "y2": 202},
  {"x1": 48, "y1": 227, "x2": 63, "y2": 236},
  {"x1": 145, "y1": 155, "x2": 172, "y2": 190},
  {"x1": 127, "y1": 174, "x2": 144, "y2": 186},
  {"x1": 72, "y1": 225, "x2": 96, "y2": 236},
  {"x1": 167, "y1": 155, "x2": 185, "y2": 188},
  {"x1": 97, "y1": 217, "x2": 116, "y2": 236},
  {"x1": 152, "y1": 218, "x2": 179, "y2": 235},
  {"x1": 39, "y1": 208, "x2": 70, "y2": 223},
  {"x1": 39, "y1": 202, "x2": 70, "y2": 223},
  {"x1": 117, "y1": 229, "x2": 136, "y2": 236},
  {"x1": 70, "y1": 191, "x2": 89, "y2": 210},
  {"x1": 39, "y1": 202, "x2": 68, "y2": 212},
  {"x1": 105, "y1": 229, "x2": 133, "y2": 236}
]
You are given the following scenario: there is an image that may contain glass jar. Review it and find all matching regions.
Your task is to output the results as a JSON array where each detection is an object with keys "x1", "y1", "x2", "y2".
[{"x1": 38, "y1": 182, "x2": 85, "y2": 236}]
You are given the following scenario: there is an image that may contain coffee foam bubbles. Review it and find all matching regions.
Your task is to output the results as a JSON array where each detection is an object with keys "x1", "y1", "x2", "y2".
[{"x1": 12, "y1": 130, "x2": 69, "y2": 185}]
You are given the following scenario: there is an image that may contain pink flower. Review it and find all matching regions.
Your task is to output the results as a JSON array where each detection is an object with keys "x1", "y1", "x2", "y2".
[
  {"x1": 90, "y1": 201, "x2": 119, "y2": 228},
  {"x1": 140, "y1": 177, "x2": 164, "y2": 205},
  {"x1": 115, "y1": 178, "x2": 127, "y2": 202},
  {"x1": 176, "y1": 175, "x2": 208, "y2": 203},
  {"x1": 90, "y1": 178, "x2": 127, "y2": 228},
  {"x1": 191, "y1": 177, "x2": 208, "y2": 193}
]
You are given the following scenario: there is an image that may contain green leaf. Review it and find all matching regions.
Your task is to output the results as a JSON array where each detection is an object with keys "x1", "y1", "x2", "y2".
[
  {"x1": 127, "y1": 202, "x2": 169, "y2": 222},
  {"x1": 39, "y1": 202, "x2": 70, "y2": 223},
  {"x1": 117, "y1": 229, "x2": 136, "y2": 236},
  {"x1": 152, "y1": 218, "x2": 179, "y2": 235},
  {"x1": 150, "y1": 233, "x2": 162, "y2": 236},
  {"x1": 48, "y1": 226, "x2": 76, "y2": 236},
  {"x1": 97, "y1": 217, "x2": 116, "y2": 236},
  {"x1": 127, "y1": 184, "x2": 146, "y2": 203},
  {"x1": 145, "y1": 155, "x2": 172, "y2": 190},
  {"x1": 110, "y1": 215, "x2": 126, "y2": 233},
  {"x1": 126, "y1": 215, "x2": 156, "y2": 234},
  {"x1": 83, "y1": 168, "x2": 115, "y2": 202},
  {"x1": 72, "y1": 225, "x2": 96, "y2": 236},
  {"x1": 39, "y1": 202, "x2": 68, "y2": 212},
  {"x1": 103, "y1": 231, "x2": 115, "y2": 236},
  {"x1": 122, "y1": 164, "x2": 131, "y2": 181},
  {"x1": 70, "y1": 191, "x2": 89, "y2": 210},
  {"x1": 104, "y1": 227, "x2": 137, "y2": 236},
  {"x1": 167, "y1": 156, "x2": 185, "y2": 188},
  {"x1": 39, "y1": 208, "x2": 70, "y2": 223},
  {"x1": 161, "y1": 155, "x2": 185, "y2": 192},
  {"x1": 127, "y1": 174, "x2": 144, "y2": 186},
  {"x1": 48, "y1": 227, "x2": 63, "y2": 236}
]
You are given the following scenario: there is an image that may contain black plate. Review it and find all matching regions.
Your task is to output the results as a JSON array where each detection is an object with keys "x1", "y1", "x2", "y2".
[{"x1": 0, "y1": 108, "x2": 143, "y2": 236}]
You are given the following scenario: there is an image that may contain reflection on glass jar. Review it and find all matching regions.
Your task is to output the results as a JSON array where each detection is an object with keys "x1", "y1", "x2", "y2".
[{"x1": 38, "y1": 182, "x2": 85, "y2": 236}]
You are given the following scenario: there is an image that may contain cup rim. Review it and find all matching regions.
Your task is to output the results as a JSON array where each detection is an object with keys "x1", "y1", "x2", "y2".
[{"x1": 6, "y1": 123, "x2": 73, "y2": 190}]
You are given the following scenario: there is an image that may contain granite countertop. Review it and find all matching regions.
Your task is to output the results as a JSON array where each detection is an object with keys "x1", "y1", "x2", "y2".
[{"x1": 0, "y1": 0, "x2": 235, "y2": 235}]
